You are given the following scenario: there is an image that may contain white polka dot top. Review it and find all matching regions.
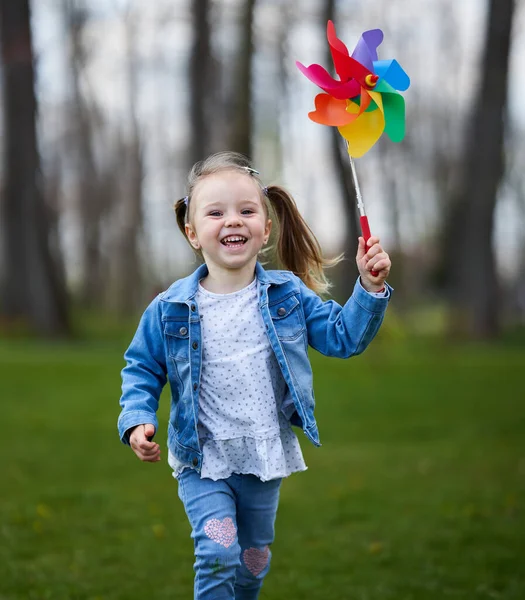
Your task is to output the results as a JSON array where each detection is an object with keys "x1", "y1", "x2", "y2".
[{"x1": 168, "y1": 277, "x2": 307, "y2": 482}]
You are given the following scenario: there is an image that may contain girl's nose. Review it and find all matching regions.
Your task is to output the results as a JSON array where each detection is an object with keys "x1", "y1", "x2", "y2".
[{"x1": 225, "y1": 214, "x2": 243, "y2": 227}]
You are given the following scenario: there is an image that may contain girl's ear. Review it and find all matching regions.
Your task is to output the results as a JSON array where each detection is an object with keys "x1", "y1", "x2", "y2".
[
  {"x1": 264, "y1": 219, "x2": 272, "y2": 245},
  {"x1": 185, "y1": 223, "x2": 200, "y2": 249}
]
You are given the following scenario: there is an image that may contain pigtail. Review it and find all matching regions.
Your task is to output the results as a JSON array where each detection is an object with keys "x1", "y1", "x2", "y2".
[
  {"x1": 266, "y1": 185, "x2": 343, "y2": 296},
  {"x1": 174, "y1": 198, "x2": 188, "y2": 237}
]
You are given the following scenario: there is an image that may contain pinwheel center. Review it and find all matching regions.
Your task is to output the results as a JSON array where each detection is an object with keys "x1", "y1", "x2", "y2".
[{"x1": 365, "y1": 74, "x2": 379, "y2": 88}]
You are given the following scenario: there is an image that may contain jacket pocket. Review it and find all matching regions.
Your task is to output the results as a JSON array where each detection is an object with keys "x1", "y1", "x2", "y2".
[
  {"x1": 269, "y1": 295, "x2": 304, "y2": 340},
  {"x1": 164, "y1": 320, "x2": 190, "y2": 361}
]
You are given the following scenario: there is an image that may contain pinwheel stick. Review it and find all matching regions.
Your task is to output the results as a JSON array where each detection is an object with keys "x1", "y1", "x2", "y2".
[{"x1": 346, "y1": 143, "x2": 378, "y2": 277}]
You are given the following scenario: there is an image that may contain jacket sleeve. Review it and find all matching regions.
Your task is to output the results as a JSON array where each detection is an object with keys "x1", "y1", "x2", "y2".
[
  {"x1": 117, "y1": 296, "x2": 168, "y2": 445},
  {"x1": 299, "y1": 276, "x2": 392, "y2": 358}
]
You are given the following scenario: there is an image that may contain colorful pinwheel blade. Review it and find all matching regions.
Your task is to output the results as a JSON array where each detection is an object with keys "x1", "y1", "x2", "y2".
[
  {"x1": 373, "y1": 59, "x2": 410, "y2": 91},
  {"x1": 308, "y1": 94, "x2": 358, "y2": 126},
  {"x1": 339, "y1": 93, "x2": 385, "y2": 158},
  {"x1": 327, "y1": 20, "x2": 351, "y2": 79},
  {"x1": 383, "y1": 96, "x2": 405, "y2": 142},
  {"x1": 327, "y1": 21, "x2": 373, "y2": 85},
  {"x1": 351, "y1": 29, "x2": 383, "y2": 72},
  {"x1": 296, "y1": 61, "x2": 360, "y2": 100}
]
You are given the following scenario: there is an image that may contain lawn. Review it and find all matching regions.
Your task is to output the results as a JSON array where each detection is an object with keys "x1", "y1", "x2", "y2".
[{"x1": 0, "y1": 335, "x2": 523, "y2": 599}]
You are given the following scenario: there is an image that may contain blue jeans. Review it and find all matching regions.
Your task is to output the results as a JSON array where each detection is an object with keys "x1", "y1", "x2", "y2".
[{"x1": 177, "y1": 468, "x2": 282, "y2": 599}]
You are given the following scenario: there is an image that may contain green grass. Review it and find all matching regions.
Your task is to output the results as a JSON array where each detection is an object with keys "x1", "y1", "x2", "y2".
[{"x1": 0, "y1": 336, "x2": 523, "y2": 599}]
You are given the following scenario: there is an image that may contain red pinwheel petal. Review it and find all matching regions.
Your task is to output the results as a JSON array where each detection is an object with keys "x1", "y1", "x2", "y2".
[
  {"x1": 308, "y1": 94, "x2": 358, "y2": 126},
  {"x1": 327, "y1": 20, "x2": 350, "y2": 79},
  {"x1": 327, "y1": 20, "x2": 349, "y2": 56},
  {"x1": 296, "y1": 61, "x2": 361, "y2": 99},
  {"x1": 327, "y1": 21, "x2": 373, "y2": 84}
]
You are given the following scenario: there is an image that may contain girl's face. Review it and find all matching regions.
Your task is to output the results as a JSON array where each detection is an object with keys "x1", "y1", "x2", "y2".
[{"x1": 185, "y1": 170, "x2": 272, "y2": 274}]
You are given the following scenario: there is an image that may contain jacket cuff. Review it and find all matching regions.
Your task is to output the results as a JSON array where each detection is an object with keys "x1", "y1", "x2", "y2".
[
  {"x1": 118, "y1": 411, "x2": 159, "y2": 446},
  {"x1": 353, "y1": 278, "x2": 393, "y2": 313}
]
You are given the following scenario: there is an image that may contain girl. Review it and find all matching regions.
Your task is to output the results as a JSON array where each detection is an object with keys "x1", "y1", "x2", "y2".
[{"x1": 118, "y1": 151, "x2": 392, "y2": 599}]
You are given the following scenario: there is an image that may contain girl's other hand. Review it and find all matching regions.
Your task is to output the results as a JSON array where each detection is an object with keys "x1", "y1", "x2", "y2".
[
  {"x1": 356, "y1": 236, "x2": 391, "y2": 292},
  {"x1": 129, "y1": 423, "x2": 161, "y2": 462}
]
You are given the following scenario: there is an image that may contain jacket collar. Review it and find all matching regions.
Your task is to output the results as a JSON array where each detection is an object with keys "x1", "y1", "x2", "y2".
[{"x1": 160, "y1": 261, "x2": 289, "y2": 303}]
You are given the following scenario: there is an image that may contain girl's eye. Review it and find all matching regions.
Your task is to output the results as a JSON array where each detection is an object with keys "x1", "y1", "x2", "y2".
[
  {"x1": 241, "y1": 209, "x2": 254, "y2": 215},
  {"x1": 209, "y1": 211, "x2": 222, "y2": 217}
]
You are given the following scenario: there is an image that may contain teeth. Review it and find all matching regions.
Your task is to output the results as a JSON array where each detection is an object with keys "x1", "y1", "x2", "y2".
[{"x1": 222, "y1": 236, "x2": 246, "y2": 243}]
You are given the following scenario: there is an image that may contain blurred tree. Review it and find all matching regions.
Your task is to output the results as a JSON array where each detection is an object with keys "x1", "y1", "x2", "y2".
[
  {"x1": 323, "y1": 0, "x2": 359, "y2": 297},
  {"x1": 189, "y1": 0, "x2": 213, "y2": 166},
  {"x1": 107, "y1": 5, "x2": 144, "y2": 314},
  {"x1": 63, "y1": 0, "x2": 108, "y2": 308},
  {"x1": 229, "y1": 0, "x2": 256, "y2": 157},
  {"x1": 444, "y1": 0, "x2": 515, "y2": 338},
  {"x1": 0, "y1": 0, "x2": 70, "y2": 336}
]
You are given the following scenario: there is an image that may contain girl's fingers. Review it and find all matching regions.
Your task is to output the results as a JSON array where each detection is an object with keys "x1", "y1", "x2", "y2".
[
  {"x1": 364, "y1": 235, "x2": 380, "y2": 247},
  {"x1": 131, "y1": 437, "x2": 161, "y2": 461},
  {"x1": 143, "y1": 452, "x2": 161, "y2": 463},
  {"x1": 356, "y1": 237, "x2": 367, "y2": 261},
  {"x1": 138, "y1": 448, "x2": 161, "y2": 462},
  {"x1": 139, "y1": 440, "x2": 157, "y2": 450},
  {"x1": 366, "y1": 253, "x2": 390, "y2": 271},
  {"x1": 364, "y1": 243, "x2": 383, "y2": 260},
  {"x1": 140, "y1": 443, "x2": 160, "y2": 455}
]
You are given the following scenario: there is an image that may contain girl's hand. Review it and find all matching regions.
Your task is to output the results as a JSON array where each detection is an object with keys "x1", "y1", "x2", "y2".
[
  {"x1": 356, "y1": 236, "x2": 391, "y2": 292},
  {"x1": 129, "y1": 423, "x2": 161, "y2": 462}
]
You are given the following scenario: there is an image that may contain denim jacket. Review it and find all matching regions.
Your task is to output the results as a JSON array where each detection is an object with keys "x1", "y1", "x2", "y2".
[{"x1": 118, "y1": 262, "x2": 392, "y2": 472}]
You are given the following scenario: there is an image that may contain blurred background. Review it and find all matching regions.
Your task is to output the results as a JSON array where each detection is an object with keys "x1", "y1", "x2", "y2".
[
  {"x1": 0, "y1": 0, "x2": 524, "y2": 337},
  {"x1": 0, "y1": 1, "x2": 524, "y2": 599}
]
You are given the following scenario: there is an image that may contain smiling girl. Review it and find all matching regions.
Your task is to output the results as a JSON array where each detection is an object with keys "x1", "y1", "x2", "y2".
[{"x1": 118, "y1": 151, "x2": 392, "y2": 599}]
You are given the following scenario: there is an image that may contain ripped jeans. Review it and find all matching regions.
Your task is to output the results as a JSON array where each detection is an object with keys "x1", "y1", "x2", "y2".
[{"x1": 176, "y1": 468, "x2": 282, "y2": 600}]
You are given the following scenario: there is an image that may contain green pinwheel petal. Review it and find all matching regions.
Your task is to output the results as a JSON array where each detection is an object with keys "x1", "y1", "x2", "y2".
[
  {"x1": 351, "y1": 95, "x2": 378, "y2": 112},
  {"x1": 382, "y1": 90, "x2": 405, "y2": 142},
  {"x1": 375, "y1": 79, "x2": 396, "y2": 94}
]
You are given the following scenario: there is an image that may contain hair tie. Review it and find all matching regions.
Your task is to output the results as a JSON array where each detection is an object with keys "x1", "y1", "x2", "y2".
[
  {"x1": 183, "y1": 196, "x2": 189, "y2": 207},
  {"x1": 262, "y1": 186, "x2": 268, "y2": 197}
]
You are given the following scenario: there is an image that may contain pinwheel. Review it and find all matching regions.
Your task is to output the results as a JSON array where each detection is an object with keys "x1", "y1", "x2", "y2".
[{"x1": 296, "y1": 21, "x2": 410, "y2": 270}]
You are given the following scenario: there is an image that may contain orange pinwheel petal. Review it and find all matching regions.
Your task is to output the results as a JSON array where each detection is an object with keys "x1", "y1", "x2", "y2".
[{"x1": 309, "y1": 94, "x2": 358, "y2": 126}]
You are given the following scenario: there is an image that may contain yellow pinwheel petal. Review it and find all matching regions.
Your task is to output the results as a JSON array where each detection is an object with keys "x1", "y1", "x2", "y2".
[{"x1": 339, "y1": 92, "x2": 385, "y2": 157}]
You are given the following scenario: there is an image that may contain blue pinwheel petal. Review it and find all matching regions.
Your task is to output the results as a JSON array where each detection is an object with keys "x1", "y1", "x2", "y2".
[{"x1": 373, "y1": 59, "x2": 410, "y2": 91}]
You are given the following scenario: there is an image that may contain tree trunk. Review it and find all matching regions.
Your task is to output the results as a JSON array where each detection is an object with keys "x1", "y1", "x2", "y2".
[
  {"x1": 0, "y1": 0, "x2": 70, "y2": 336},
  {"x1": 446, "y1": 0, "x2": 515, "y2": 338},
  {"x1": 189, "y1": 0, "x2": 213, "y2": 166},
  {"x1": 64, "y1": 1, "x2": 105, "y2": 308},
  {"x1": 323, "y1": 0, "x2": 360, "y2": 298},
  {"x1": 109, "y1": 8, "x2": 144, "y2": 315},
  {"x1": 229, "y1": 0, "x2": 255, "y2": 157}
]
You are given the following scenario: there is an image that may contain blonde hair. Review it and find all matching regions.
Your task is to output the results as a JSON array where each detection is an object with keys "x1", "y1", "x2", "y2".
[{"x1": 174, "y1": 151, "x2": 342, "y2": 295}]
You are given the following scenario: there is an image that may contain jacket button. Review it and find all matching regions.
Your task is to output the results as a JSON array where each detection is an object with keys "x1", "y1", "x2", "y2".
[
  {"x1": 190, "y1": 304, "x2": 196, "y2": 312},
  {"x1": 193, "y1": 382, "x2": 198, "y2": 391},
  {"x1": 179, "y1": 326, "x2": 188, "y2": 336},
  {"x1": 277, "y1": 307, "x2": 286, "y2": 316},
  {"x1": 192, "y1": 341, "x2": 199, "y2": 350},
  {"x1": 192, "y1": 457, "x2": 198, "y2": 467}
]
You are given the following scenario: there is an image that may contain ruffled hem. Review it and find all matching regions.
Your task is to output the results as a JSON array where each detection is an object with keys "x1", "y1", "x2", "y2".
[{"x1": 169, "y1": 428, "x2": 307, "y2": 482}]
